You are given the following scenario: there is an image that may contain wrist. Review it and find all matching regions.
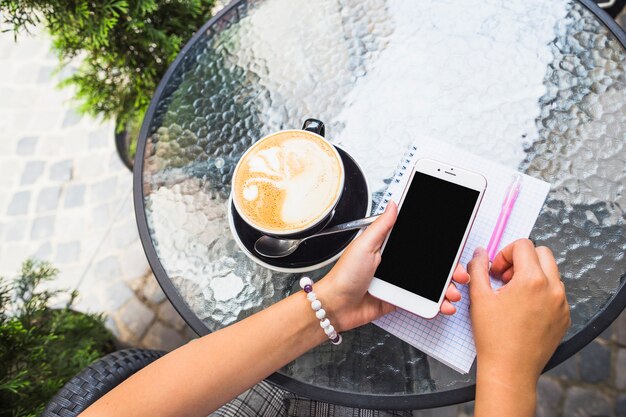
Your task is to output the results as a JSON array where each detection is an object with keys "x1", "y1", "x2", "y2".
[
  {"x1": 477, "y1": 356, "x2": 539, "y2": 394},
  {"x1": 292, "y1": 289, "x2": 331, "y2": 346},
  {"x1": 475, "y1": 361, "x2": 538, "y2": 417},
  {"x1": 299, "y1": 277, "x2": 343, "y2": 344},
  {"x1": 313, "y1": 276, "x2": 348, "y2": 333}
]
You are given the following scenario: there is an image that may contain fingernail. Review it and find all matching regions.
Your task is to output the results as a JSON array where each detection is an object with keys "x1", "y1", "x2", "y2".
[{"x1": 473, "y1": 246, "x2": 485, "y2": 257}]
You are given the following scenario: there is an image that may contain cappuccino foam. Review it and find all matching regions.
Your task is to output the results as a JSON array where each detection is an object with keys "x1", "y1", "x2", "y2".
[{"x1": 233, "y1": 131, "x2": 343, "y2": 233}]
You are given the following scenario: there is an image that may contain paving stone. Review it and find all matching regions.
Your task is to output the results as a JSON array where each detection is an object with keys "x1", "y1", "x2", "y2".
[
  {"x1": 33, "y1": 242, "x2": 52, "y2": 260},
  {"x1": 55, "y1": 241, "x2": 80, "y2": 263},
  {"x1": 91, "y1": 204, "x2": 112, "y2": 228},
  {"x1": 0, "y1": 87, "x2": 14, "y2": 107},
  {"x1": 57, "y1": 64, "x2": 77, "y2": 80},
  {"x1": 142, "y1": 277, "x2": 166, "y2": 305},
  {"x1": 104, "y1": 316, "x2": 121, "y2": 340},
  {"x1": 13, "y1": 36, "x2": 45, "y2": 59},
  {"x1": 0, "y1": 159, "x2": 20, "y2": 187},
  {"x1": 112, "y1": 223, "x2": 138, "y2": 248},
  {"x1": 2, "y1": 244, "x2": 31, "y2": 273},
  {"x1": 31, "y1": 216, "x2": 55, "y2": 239},
  {"x1": 157, "y1": 302, "x2": 186, "y2": 331},
  {"x1": 599, "y1": 324, "x2": 613, "y2": 342},
  {"x1": 616, "y1": 348, "x2": 626, "y2": 389},
  {"x1": 563, "y1": 386, "x2": 612, "y2": 417},
  {"x1": 7, "y1": 191, "x2": 30, "y2": 215},
  {"x1": 16, "y1": 136, "x2": 37, "y2": 155},
  {"x1": 412, "y1": 405, "x2": 459, "y2": 417},
  {"x1": 62, "y1": 109, "x2": 82, "y2": 127},
  {"x1": 91, "y1": 177, "x2": 118, "y2": 203},
  {"x1": 61, "y1": 131, "x2": 89, "y2": 154},
  {"x1": 118, "y1": 297, "x2": 155, "y2": 340},
  {"x1": 37, "y1": 66, "x2": 54, "y2": 83},
  {"x1": 5, "y1": 219, "x2": 27, "y2": 241},
  {"x1": 88, "y1": 128, "x2": 109, "y2": 149},
  {"x1": 118, "y1": 243, "x2": 150, "y2": 281},
  {"x1": 458, "y1": 401, "x2": 475, "y2": 417},
  {"x1": 580, "y1": 341, "x2": 611, "y2": 383},
  {"x1": 102, "y1": 281, "x2": 135, "y2": 311},
  {"x1": 182, "y1": 325, "x2": 196, "y2": 340},
  {"x1": 74, "y1": 293, "x2": 104, "y2": 314},
  {"x1": 616, "y1": 310, "x2": 626, "y2": 346},
  {"x1": 536, "y1": 377, "x2": 564, "y2": 417},
  {"x1": 75, "y1": 154, "x2": 107, "y2": 179},
  {"x1": 616, "y1": 394, "x2": 626, "y2": 417},
  {"x1": 548, "y1": 354, "x2": 578, "y2": 380},
  {"x1": 142, "y1": 322, "x2": 188, "y2": 351},
  {"x1": 36, "y1": 186, "x2": 60, "y2": 212},
  {"x1": 49, "y1": 159, "x2": 72, "y2": 182},
  {"x1": 55, "y1": 214, "x2": 87, "y2": 241},
  {"x1": 64, "y1": 184, "x2": 86, "y2": 208},
  {"x1": 20, "y1": 160, "x2": 45, "y2": 185},
  {"x1": 109, "y1": 152, "x2": 126, "y2": 171},
  {"x1": 94, "y1": 256, "x2": 121, "y2": 280}
]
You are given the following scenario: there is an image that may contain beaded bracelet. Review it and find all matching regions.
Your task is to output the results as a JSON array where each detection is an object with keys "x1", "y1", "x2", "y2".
[{"x1": 299, "y1": 277, "x2": 342, "y2": 345}]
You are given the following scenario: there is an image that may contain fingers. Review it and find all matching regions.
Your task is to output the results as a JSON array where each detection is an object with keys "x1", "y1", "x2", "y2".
[
  {"x1": 440, "y1": 300, "x2": 457, "y2": 315},
  {"x1": 445, "y1": 282, "x2": 461, "y2": 302},
  {"x1": 500, "y1": 267, "x2": 514, "y2": 283},
  {"x1": 535, "y1": 246, "x2": 560, "y2": 283},
  {"x1": 452, "y1": 263, "x2": 470, "y2": 285},
  {"x1": 357, "y1": 201, "x2": 398, "y2": 253},
  {"x1": 490, "y1": 239, "x2": 541, "y2": 278},
  {"x1": 467, "y1": 247, "x2": 491, "y2": 296}
]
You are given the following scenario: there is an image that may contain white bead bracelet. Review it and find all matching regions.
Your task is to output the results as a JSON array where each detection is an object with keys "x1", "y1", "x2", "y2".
[{"x1": 299, "y1": 276, "x2": 342, "y2": 345}]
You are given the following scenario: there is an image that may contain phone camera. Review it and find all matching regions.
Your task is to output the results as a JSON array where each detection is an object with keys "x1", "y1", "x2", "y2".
[{"x1": 437, "y1": 169, "x2": 441, "y2": 171}]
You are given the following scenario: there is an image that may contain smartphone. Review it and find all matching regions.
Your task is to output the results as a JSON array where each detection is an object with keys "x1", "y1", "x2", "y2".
[{"x1": 369, "y1": 158, "x2": 486, "y2": 318}]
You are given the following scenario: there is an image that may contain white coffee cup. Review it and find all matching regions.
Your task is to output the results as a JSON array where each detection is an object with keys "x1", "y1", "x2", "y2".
[{"x1": 231, "y1": 119, "x2": 344, "y2": 238}]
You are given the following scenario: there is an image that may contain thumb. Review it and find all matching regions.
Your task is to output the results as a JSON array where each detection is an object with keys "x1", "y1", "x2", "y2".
[
  {"x1": 357, "y1": 201, "x2": 398, "y2": 253},
  {"x1": 468, "y1": 247, "x2": 491, "y2": 297}
]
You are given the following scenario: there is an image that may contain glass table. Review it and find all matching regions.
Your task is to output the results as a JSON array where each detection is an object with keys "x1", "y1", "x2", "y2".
[{"x1": 134, "y1": 0, "x2": 626, "y2": 409}]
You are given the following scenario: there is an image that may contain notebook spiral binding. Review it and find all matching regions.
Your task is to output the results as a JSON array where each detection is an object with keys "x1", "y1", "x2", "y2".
[{"x1": 377, "y1": 145, "x2": 418, "y2": 214}]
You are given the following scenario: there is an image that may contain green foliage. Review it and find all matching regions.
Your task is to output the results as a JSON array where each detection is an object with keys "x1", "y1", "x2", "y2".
[
  {"x1": 0, "y1": 260, "x2": 114, "y2": 417},
  {"x1": 0, "y1": 0, "x2": 214, "y2": 129}
]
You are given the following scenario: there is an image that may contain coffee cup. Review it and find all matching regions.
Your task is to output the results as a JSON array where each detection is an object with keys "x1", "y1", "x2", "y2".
[{"x1": 231, "y1": 119, "x2": 345, "y2": 239}]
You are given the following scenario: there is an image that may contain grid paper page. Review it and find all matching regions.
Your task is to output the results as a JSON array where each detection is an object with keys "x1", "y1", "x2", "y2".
[{"x1": 372, "y1": 138, "x2": 550, "y2": 374}]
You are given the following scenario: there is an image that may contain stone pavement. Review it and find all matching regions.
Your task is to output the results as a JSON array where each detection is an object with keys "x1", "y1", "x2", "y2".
[
  {"x1": 0, "y1": 4, "x2": 625, "y2": 416},
  {"x1": 0, "y1": 27, "x2": 193, "y2": 351}
]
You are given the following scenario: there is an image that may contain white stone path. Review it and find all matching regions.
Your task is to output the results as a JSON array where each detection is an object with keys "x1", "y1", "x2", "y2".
[{"x1": 0, "y1": 28, "x2": 192, "y2": 350}]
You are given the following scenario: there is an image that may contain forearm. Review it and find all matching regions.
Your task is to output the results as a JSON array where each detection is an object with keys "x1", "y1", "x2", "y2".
[
  {"x1": 81, "y1": 289, "x2": 328, "y2": 417},
  {"x1": 474, "y1": 360, "x2": 537, "y2": 417}
]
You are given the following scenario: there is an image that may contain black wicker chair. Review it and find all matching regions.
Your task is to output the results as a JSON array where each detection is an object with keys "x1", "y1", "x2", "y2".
[
  {"x1": 43, "y1": 349, "x2": 166, "y2": 417},
  {"x1": 42, "y1": 348, "x2": 412, "y2": 417}
]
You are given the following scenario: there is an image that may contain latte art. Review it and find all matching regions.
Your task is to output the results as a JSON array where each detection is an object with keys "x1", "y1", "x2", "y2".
[{"x1": 233, "y1": 131, "x2": 343, "y2": 233}]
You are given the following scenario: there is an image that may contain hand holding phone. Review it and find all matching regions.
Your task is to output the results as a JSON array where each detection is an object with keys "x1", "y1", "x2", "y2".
[{"x1": 368, "y1": 159, "x2": 486, "y2": 318}]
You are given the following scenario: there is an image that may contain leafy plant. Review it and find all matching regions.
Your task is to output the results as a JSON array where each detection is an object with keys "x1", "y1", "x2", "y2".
[
  {"x1": 0, "y1": 259, "x2": 114, "y2": 417},
  {"x1": 0, "y1": 0, "x2": 214, "y2": 139}
]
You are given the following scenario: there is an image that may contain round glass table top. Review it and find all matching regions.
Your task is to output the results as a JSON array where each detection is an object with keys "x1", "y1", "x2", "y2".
[{"x1": 135, "y1": 0, "x2": 626, "y2": 408}]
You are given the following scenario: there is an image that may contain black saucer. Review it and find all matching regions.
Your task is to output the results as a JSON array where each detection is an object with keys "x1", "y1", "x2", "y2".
[{"x1": 229, "y1": 146, "x2": 371, "y2": 272}]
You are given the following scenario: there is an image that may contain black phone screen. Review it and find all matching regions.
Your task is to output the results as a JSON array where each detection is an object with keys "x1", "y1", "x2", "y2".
[{"x1": 375, "y1": 171, "x2": 480, "y2": 302}]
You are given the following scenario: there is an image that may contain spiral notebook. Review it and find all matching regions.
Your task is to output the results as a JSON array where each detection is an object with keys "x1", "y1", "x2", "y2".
[{"x1": 372, "y1": 138, "x2": 550, "y2": 374}]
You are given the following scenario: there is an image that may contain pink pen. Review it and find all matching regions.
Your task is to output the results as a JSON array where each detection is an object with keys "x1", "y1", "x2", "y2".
[{"x1": 486, "y1": 174, "x2": 523, "y2": 261}]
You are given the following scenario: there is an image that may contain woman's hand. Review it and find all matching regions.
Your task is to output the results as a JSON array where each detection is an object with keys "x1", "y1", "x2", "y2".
[
  {"x1": 468, "y1": 240, "x2": 570, "y2": 383},
  {"x1": 316, "y1": 201, "x2": 471, "y2": 333}
]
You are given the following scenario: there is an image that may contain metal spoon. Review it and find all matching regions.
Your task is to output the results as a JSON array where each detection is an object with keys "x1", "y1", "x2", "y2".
[{"x1": 254, "y1": 215, "x2": 381, "y2": 258}]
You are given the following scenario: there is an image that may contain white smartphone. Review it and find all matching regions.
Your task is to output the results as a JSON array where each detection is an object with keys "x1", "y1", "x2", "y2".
[{"x1": 368, "y1": 158, "x2": 487, "y2": 318}]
